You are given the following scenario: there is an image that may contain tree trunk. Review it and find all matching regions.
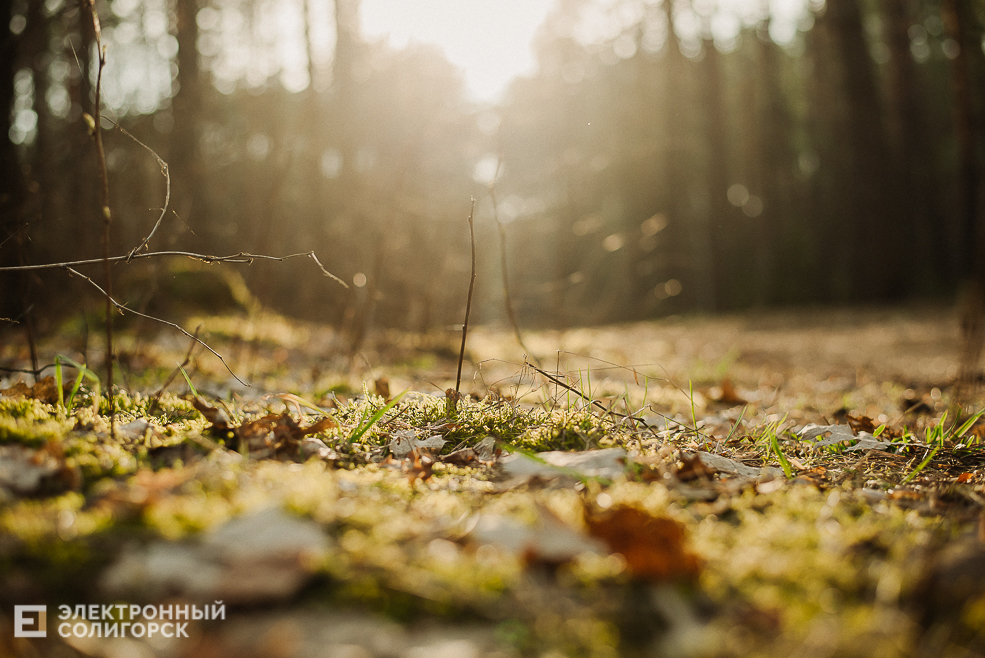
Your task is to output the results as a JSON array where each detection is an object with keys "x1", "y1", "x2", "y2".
[
  {"x1": 942, "y1": 0, "x2": 985, "y2": 381},
  {"x1": 0, "y1": 0, "x2": 22, "y2": 322},
  {"x1": 171, "y1": 0, "x2": 204, "y2": 242}
]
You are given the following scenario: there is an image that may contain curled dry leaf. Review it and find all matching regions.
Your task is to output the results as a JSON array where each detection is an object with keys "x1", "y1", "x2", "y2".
[{"x1": 192, "y1": 395, "x2": 336, "y2": 459}]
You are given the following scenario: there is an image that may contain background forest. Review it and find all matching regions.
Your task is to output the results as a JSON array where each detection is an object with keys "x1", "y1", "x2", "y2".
[{"x1": 1, "y1": 0, "x2": 985, "y2": 346}]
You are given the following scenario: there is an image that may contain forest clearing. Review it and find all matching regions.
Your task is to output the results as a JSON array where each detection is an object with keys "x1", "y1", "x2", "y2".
[
  {"x1": 1, "y1": 305, "x2": 983, "y2": 657},
  {"x1": 3, "y1": 0, "x2": 985, "y2": 655}
]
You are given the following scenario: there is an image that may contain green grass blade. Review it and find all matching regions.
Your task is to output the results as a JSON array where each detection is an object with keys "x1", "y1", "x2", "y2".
[
  {"x1": 901, "y1": 446, "x2": 940, "y2": 485},
  {"x1": 54, "y1": 356, "x2": 64, "y2": 410},
  {"x1": 950, "y1": 408, "x2": 985, "y2": 442},
  {"x1": 349, "y1": 390, "x2": 407, "y2": 443},
  {"x1": 179, "y1": 365, "x2": 200, "y2": 398},
  {"x1": 770, "y1": 430, "x2": 793, "y2": 479},
  {"x1": 714, "y1": 405, "x2": 747, "y2": 453},
  {"x1": 56, "y1": 356, "x2": 100, "y2": 412}
]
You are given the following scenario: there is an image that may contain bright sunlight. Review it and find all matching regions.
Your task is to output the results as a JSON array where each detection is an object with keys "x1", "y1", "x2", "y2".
[{"x1": 361, "y1": 0, "x2": 554, "y2": 102}]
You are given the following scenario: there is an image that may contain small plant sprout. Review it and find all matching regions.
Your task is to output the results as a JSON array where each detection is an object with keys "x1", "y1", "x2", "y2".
[
  {"x1": 56, "y1": 356, "x2": 101, "y2": 413},
  {"x1": 349, "y1": 390, "x2": 407, "y2": 443}
]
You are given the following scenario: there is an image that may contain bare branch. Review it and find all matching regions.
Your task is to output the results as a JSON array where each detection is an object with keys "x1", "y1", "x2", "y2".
[
  {"x1": 63, "y1": 267, "x2": 250, "y2": 387},
  {"x1": 455, "y1": 197, "x2": 477, "y2": 395},
  {"x1": 0, "y1": 249, "x2": 346, "y2": 279},
  {"x1": 99, "y1": 118, "x2": 171, "y2": 259}
]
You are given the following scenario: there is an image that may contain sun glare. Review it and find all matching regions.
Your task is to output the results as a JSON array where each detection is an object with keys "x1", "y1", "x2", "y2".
[{"x1": 360, "y1": 0, "x2": 554, "y2": 103}]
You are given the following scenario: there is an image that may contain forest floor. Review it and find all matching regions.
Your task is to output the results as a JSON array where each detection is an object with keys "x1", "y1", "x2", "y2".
[{"x1": 1, "y1": 303, "x2": 984, "y2": 658}]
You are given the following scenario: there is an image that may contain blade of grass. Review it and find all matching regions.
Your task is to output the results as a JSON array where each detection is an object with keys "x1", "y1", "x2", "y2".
[
  {"x1": 901, "y1": 446, "x2": 940, "y2": 485},
  {"x1": 54, "y1": 356, "x2": 64, "y2": 410},
  {"x1": 769, "y1": 429, "x2": 793, "y2": 478},
  {"x1": 349, "y1": 390, "x2": 406, "y2": 443},
  {"x1": 950, "y1": 407, "x2": 985, "y2": 442},
  {"x1": 714, "y1": 405, "x2": 746, "y2": 453},
  {"x1": 57, "y1": 356, "x2": 101, "y2": 413},
  {"x1": 179, "y1": 365, "x2": 200, "y2": 398}
]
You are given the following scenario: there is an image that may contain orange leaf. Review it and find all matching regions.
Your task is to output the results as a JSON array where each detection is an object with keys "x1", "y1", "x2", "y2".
[{"x1": 586, "y1": 506, "x2": 701, "y2": 582}]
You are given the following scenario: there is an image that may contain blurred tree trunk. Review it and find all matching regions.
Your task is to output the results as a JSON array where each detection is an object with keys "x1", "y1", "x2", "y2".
[
  {"x1": 884, "y1": 0, "x2": 947, "y2": 295},
  {"x1": 665, "y1": 4, "x2": 714, "y2": 312},
  {"x1": 333, "y1": 0, "x2": 360, "y2": 185},
  {"x1": 0, "y1": 0, "x2": 22, "y2": 322},
  {"x1": 71, "y1": 2, "x2": 97, "y2": 259},
  {"x1": 701, "y1": 39, "x2": 732, "y2": 311},
  {"x1": 942, "y1": 0, "x2": 985, "y2": 380},
  {"x1": 827, "y1": 0, "x2": 901, "y2": 300},
  {"x1": 171, "y1": 0, "x2": 204, "y2": 241}
]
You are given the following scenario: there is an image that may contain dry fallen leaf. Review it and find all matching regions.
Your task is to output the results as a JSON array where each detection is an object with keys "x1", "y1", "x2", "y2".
[
  {"x1": 0, "y1": 376, "x2": 70, "y2": 405},
  {"x1": 712, "y1": 379, "x2": 747, "y2": 406},
  {"x1": 375, "y1": 377, "x2": 391, "y2": 400},
  {"x1": 585, "y1": 506, "x2": 701, "y2": 582}
]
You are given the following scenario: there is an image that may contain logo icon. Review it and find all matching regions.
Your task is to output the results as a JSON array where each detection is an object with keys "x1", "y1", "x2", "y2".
[{"x1": 14, "y1": 606, "x2": 47, "y2": 638}]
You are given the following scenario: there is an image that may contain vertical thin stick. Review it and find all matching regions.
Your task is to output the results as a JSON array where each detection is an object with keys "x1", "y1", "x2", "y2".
[
  {"x1": 455, "y1": 197, "x2": 477, "y2": 394},
  {"x1": 488, "y1": 158, "x2": 537, "y2": 364},
  {"x1": 86, "y1": 0, "x2": 114, "y2": 437}
]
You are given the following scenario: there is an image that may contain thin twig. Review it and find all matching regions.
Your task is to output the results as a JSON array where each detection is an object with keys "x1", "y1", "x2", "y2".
[
  {"x1": 455, "y1": 197, "x2": 477, "y2": 394},
  {"x1": 0, "y1": 223, "x2": 28, "y2": 250},
  {"x1": 100, "y1": 118, "x2": 171, "y2": 259},
  {"x1": 148, "y1": 324, "x2": 202, "y2": 415},
  {"x1": 0, "y1": 250, "x2": 346, "y2": 286},
  {"x1": 84, "y1": 0, "x2": 115, "y2": 438},
  {"x1": 64, "y1": 267, "x2": 249, "y2": 387}
]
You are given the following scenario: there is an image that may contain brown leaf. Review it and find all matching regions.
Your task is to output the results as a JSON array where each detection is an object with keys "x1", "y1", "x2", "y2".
[
  {"x1": 586, "y1": 506, "x2": 701, "y2": 582},
  {"x1": 301, "y1": 416, "x2": 337, "y2": 437},
  {"x1": 674, "y1": 453, "x2": 716, "y2": 481},
  {"x1": 0, "y1": 376, "x2": 70, "y2": 405},
  {"x1": 405, "y1": 448, "x2": 434, "y2": 483},
  {"x1": 440, "y1": 447, "x2": 480, "y2": 466},
  {"x1": 191, "y1": 396, "x2": 233, "y2": 434},
  {"x1": 846, "y1": 414, "x2": 876, "y2": 434},
  {"x1": 374, "y1": 377, "x2": 391, "y2": 400},
  {"x1": 713, "y1": 379, "x2": 747, "y2": 406}
]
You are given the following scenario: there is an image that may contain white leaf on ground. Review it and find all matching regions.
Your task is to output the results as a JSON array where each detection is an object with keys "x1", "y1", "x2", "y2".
[
  {"x1": 300, "y1": 437, "x2": 338, "y2": 460},
  {"x1": 475, "y1": 436, "x2": 497, "y2": 461},
  {"x1": 799, "y1": 424, "x2": 857, "y2": 445},
  {"x1": 499, "y1": 447, "x2": 629, "y2": 480},
  {"x1": 389, "y1": 432, "x2": 445, "y2": 458},
  {"x1": 468, "y1": 506, "x2": 606, "y2": 562},
  {"x1": 101, "y1": 507, "x2": 329, "y2": 604},
  {"x1": 118, "y1": 419, "x2": 154, "y2": 441},
  {"x1": 694, "y1": 451, "x2": 786, "y2": 480},
  {"x1": 845, "y1": 435, "x2": 894, "y2": 451},
  {"x1": 0, "y1": 445, "x2": 61, "y2": 494},
  {"x1": 798, "y1": 424, "x2": 894, "y2": 450},
  {"x1": 415, "y1": 435, "x2": 447, "y2": 452}
]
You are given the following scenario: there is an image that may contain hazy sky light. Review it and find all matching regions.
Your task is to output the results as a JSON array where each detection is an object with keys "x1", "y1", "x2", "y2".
[{"x1": 360, "y1": 0, "x2": 554, "y2": 102}]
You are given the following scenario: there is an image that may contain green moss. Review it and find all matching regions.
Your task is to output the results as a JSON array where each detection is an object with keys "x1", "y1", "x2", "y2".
[{"x1": 0, "y1": 398, "x2": 73, "y2": 445}]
